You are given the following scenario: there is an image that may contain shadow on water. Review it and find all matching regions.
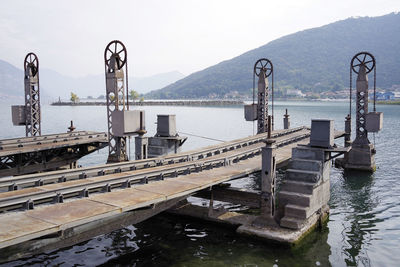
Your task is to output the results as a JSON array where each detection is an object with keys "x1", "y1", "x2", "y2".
[
  {"x1": 338, "y1": 169, "x2": 378, "y2": 267},
  {"x1": 98, "y1": 214, "x2": 332, "y2": 267}
]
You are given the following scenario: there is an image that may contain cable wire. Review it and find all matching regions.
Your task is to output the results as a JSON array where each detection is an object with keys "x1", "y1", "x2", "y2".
[{"x1": 178, "y1": 131, "x2": 226, "y2": 142}]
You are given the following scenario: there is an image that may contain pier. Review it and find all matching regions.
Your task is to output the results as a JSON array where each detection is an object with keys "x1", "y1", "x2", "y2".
[
  {"x1": 51, "y1": 100, "x2": 244, "y2": 107},
  {"x1": 0, "y1": 49, "x2": 383, "y2": 264},
  {"x1": 0, "y1": 127, "x2": 347, "y2": 262}
]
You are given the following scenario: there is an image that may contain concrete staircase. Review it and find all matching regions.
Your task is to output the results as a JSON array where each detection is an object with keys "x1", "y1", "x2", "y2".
[{"x1": 278, "y1": 147, "x2": 329, "y2": 230}]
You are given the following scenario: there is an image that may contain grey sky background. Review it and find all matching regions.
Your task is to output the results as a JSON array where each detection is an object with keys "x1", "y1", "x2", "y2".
[{"x1": 0, "y1": 0, "x2": 399, "y2": 78}]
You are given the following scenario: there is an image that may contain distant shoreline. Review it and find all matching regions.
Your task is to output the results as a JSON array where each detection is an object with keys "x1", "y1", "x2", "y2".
[
  {"x1": 51, "y1": 100, "x2": 244, "y2": 107},
  {"x1": 375, "y1": 100, "x2": 400, "y2": 105}
]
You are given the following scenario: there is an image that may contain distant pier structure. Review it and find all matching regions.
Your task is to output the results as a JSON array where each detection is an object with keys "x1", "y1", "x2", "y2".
[
  {"x1": 103, "y1": 40, "x2": 186, "y2": 162},
  {"x1": 338, "y1": 52, "x2": 383, "y2": 172},
  {"x1": 244, "y1": 58, "x2": 274, "y2": 134},
  {"x1": 5, "y1": 53, "x2": 108, "y2": 176},
  {"x1": 104, "y1": 40, "x2": 146, "y2": 163},
  {"x1": 11, "y1": 53, "x2": 41, "y2": 137}
]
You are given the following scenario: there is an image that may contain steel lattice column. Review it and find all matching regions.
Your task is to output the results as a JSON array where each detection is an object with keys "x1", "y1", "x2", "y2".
[
  {"x1": 24, "y1": 53, "x2": 41, "y2": 137},
  {"x1": 354, "y1": 65, "x2": 369, "y2": 145},
  {"x1": 257, "y1": 69, "x2": 269, "y2": 134},
  {"x1": 104, "y1": 41, "x2": 128, "y2": 163},
  {"x1": 252, "y1": 58, "x2": 273, "y2": 135}
]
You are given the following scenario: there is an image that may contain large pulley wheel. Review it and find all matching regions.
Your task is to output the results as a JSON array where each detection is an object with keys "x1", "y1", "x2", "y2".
[
  {"x1": 24, "y1": 53, "x2": 39, "y2": 77},
  {"x1": 254, "y1": 58, "x2": 273, "y2": 77},
  {"x1": 104, "y1": 40, "x2": 127, "y2": 70},
  {"x1": 351, "y1": 52, "x2": 375, "y2": 74}
]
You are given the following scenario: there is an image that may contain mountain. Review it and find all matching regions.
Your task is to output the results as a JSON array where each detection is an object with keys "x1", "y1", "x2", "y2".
[
  {"x1": 147, "y1": 12, "x2": 400, "y2": 99},
  {"x1": 133, "y1": 71, "x2": 185, "y2": 94},
  {"x1": 0, "y1": 60, "x2": 185, "y2": 101},
  {"x1": 0, "y1": 59, "x2": 23, "y2": 99}
]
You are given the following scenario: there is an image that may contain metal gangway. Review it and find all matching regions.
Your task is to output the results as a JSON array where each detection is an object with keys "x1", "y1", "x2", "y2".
[{"x1": 0, "y1": 127, "x2": 345, "y2": 262}]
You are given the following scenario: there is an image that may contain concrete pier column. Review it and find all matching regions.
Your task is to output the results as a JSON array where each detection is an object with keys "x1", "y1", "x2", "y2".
[
  {"x1": 283, "y1": 109, "x2": 290, "y2": 129},
  {"x1": 261, "y1": 139, "x2": 276, "y2": 216},
  {"x1": 267, "y1": 115, "x2": 272, "y2": 138},
  {"x1": 135, "y1": 136, "x2": 148, "y2": 160},
  {"x1": 252, "y1": 139, "x2": 278, "y2": 227},
  {"x1": 344, "y1": 114, "x2": 351, "y2": 147},
  {"x1": 345, "y1": 65, "x2": 376, "y2": 171}
]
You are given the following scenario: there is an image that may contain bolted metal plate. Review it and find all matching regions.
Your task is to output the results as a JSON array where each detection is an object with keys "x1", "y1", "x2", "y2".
[
  {"x1": 0, "y1": 212, "x2": 58, "y2": 248},
  {"x1": 90, "y1": 188, "x2": 165, "y2": 212},
  {"x1": 135, "y1": 179, "x2": 200, "y2": 199},
  {"x1": 26, "y1": 199, "x2": 119, "y2": 229}
]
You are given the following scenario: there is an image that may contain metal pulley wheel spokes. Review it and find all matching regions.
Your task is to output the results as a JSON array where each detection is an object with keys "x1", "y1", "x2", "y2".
[
  {"x1": 351, "y1": 52, "x2": 375, "y2": 74},
  {"x1": 104, "y1": 40, "x2": 127, "y2": 70},
  {"x1": 254, "y1": 58, "x2": 273, "y2": 77},
  {"x1": 24, "y1": 53, "x2": 39, "y2": 77}
]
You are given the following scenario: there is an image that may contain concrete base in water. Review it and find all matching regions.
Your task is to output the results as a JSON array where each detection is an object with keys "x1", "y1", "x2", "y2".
[
  {"x1": 237, "y1": 205, "x2": 329, "y2": 245},
  {"x1": 335, "y1": 143, "x2": 376, "y2": 172},
  {"x1": 169, "y1": 202, "x2": 329, "y2": 246}
]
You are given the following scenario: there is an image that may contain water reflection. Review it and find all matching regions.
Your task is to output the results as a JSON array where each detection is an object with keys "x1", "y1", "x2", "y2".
[
  {"x1": 100, "y1": 214, "x2": 332, "y2": 267},
  {"x1": 340, "y1": 170, "x2": 377, "y2": 266}
]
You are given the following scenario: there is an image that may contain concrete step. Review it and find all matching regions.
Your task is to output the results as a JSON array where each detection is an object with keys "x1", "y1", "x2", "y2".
[
  {"x1": 286, "y1": 169, "x2": 321, "y2": 183},
  {"x1": 288, "y1": 158, "x2": 322, "y2": 172},
  {"x1": 280, "y1": 216, "x2": 304, "y2": 230},
  {"x1": 278, "y1": 190, "x2": 311, "y2": 207},
  {"x1": 280, "y1": 180, "x2": 315, "y2": 194},
  {"x1": 284, "y1": 204, "x2": 311, "y2": 219},
  {"x1": 292, "y1": 147, "x2": 326, "y2": 161}
]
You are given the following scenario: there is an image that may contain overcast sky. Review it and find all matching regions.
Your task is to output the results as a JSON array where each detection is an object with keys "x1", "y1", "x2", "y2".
[{"x1": 0, "y1": 0, "x2": 399, "y2": 78}]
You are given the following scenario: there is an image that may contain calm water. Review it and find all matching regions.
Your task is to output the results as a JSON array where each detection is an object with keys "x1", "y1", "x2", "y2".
[{"x1": 1, "y1": 101, "x2": 399, "y2": 266}]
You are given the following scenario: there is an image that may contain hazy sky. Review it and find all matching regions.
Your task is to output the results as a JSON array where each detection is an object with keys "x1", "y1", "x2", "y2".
[{"x1": 0, "y1": 0, "x2": 399, "y2": 78}]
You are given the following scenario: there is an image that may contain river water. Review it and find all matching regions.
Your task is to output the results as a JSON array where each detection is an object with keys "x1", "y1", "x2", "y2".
[{"x1": 0, "y1": 101, "x2": 399, "y2": 266}]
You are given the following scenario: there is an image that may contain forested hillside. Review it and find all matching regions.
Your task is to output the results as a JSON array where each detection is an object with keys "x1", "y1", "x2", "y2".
[{"x1": 147, "y1": 13, "x2": 400, "y2": 99}]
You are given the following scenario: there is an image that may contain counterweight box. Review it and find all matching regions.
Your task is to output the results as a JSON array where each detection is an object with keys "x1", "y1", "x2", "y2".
[
  {"x1": 365, "y1": 112, "x2": 383, "y2": 132},
  {"x1": 112, "y1": 110, "x2": 145, "y2": 137},
  {"x1": 157, "y1": 115, "x2": 177, "y2": 137},
  {"x1": 310, "y1": 119, "x2": 334, "y2": 148},
  {"x1": 244, "y1": 104, "x2": 257, "y2": 121},
  {"x1": 11, "y1": 105, "x2": 26, "y2": 126}
]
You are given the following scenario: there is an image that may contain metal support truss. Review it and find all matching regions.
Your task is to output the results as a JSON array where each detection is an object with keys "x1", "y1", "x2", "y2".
[
  {"x1": 104, "y1": 40, "x2": 129, "y2": 163},
  {"x1": 253, "y1": 58, "x2": 274, "y2": 134},
  {"x1": 0, "y1": 141, "x2": 107, "y2": 177},
  {"x1": 349, "y1": 52, "x2": 376, "y2": 145},
  {"x1": 24, "y1": 53, "x2": 41, "y2": 137}
]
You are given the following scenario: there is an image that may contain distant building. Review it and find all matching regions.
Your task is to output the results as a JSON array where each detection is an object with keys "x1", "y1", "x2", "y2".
[
  {"x1": 286, "y1": 89, "x2": 305, "y2": 97},
  {"x1": 373, "y1": 91, "x2": 394, "y2": 100}
]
